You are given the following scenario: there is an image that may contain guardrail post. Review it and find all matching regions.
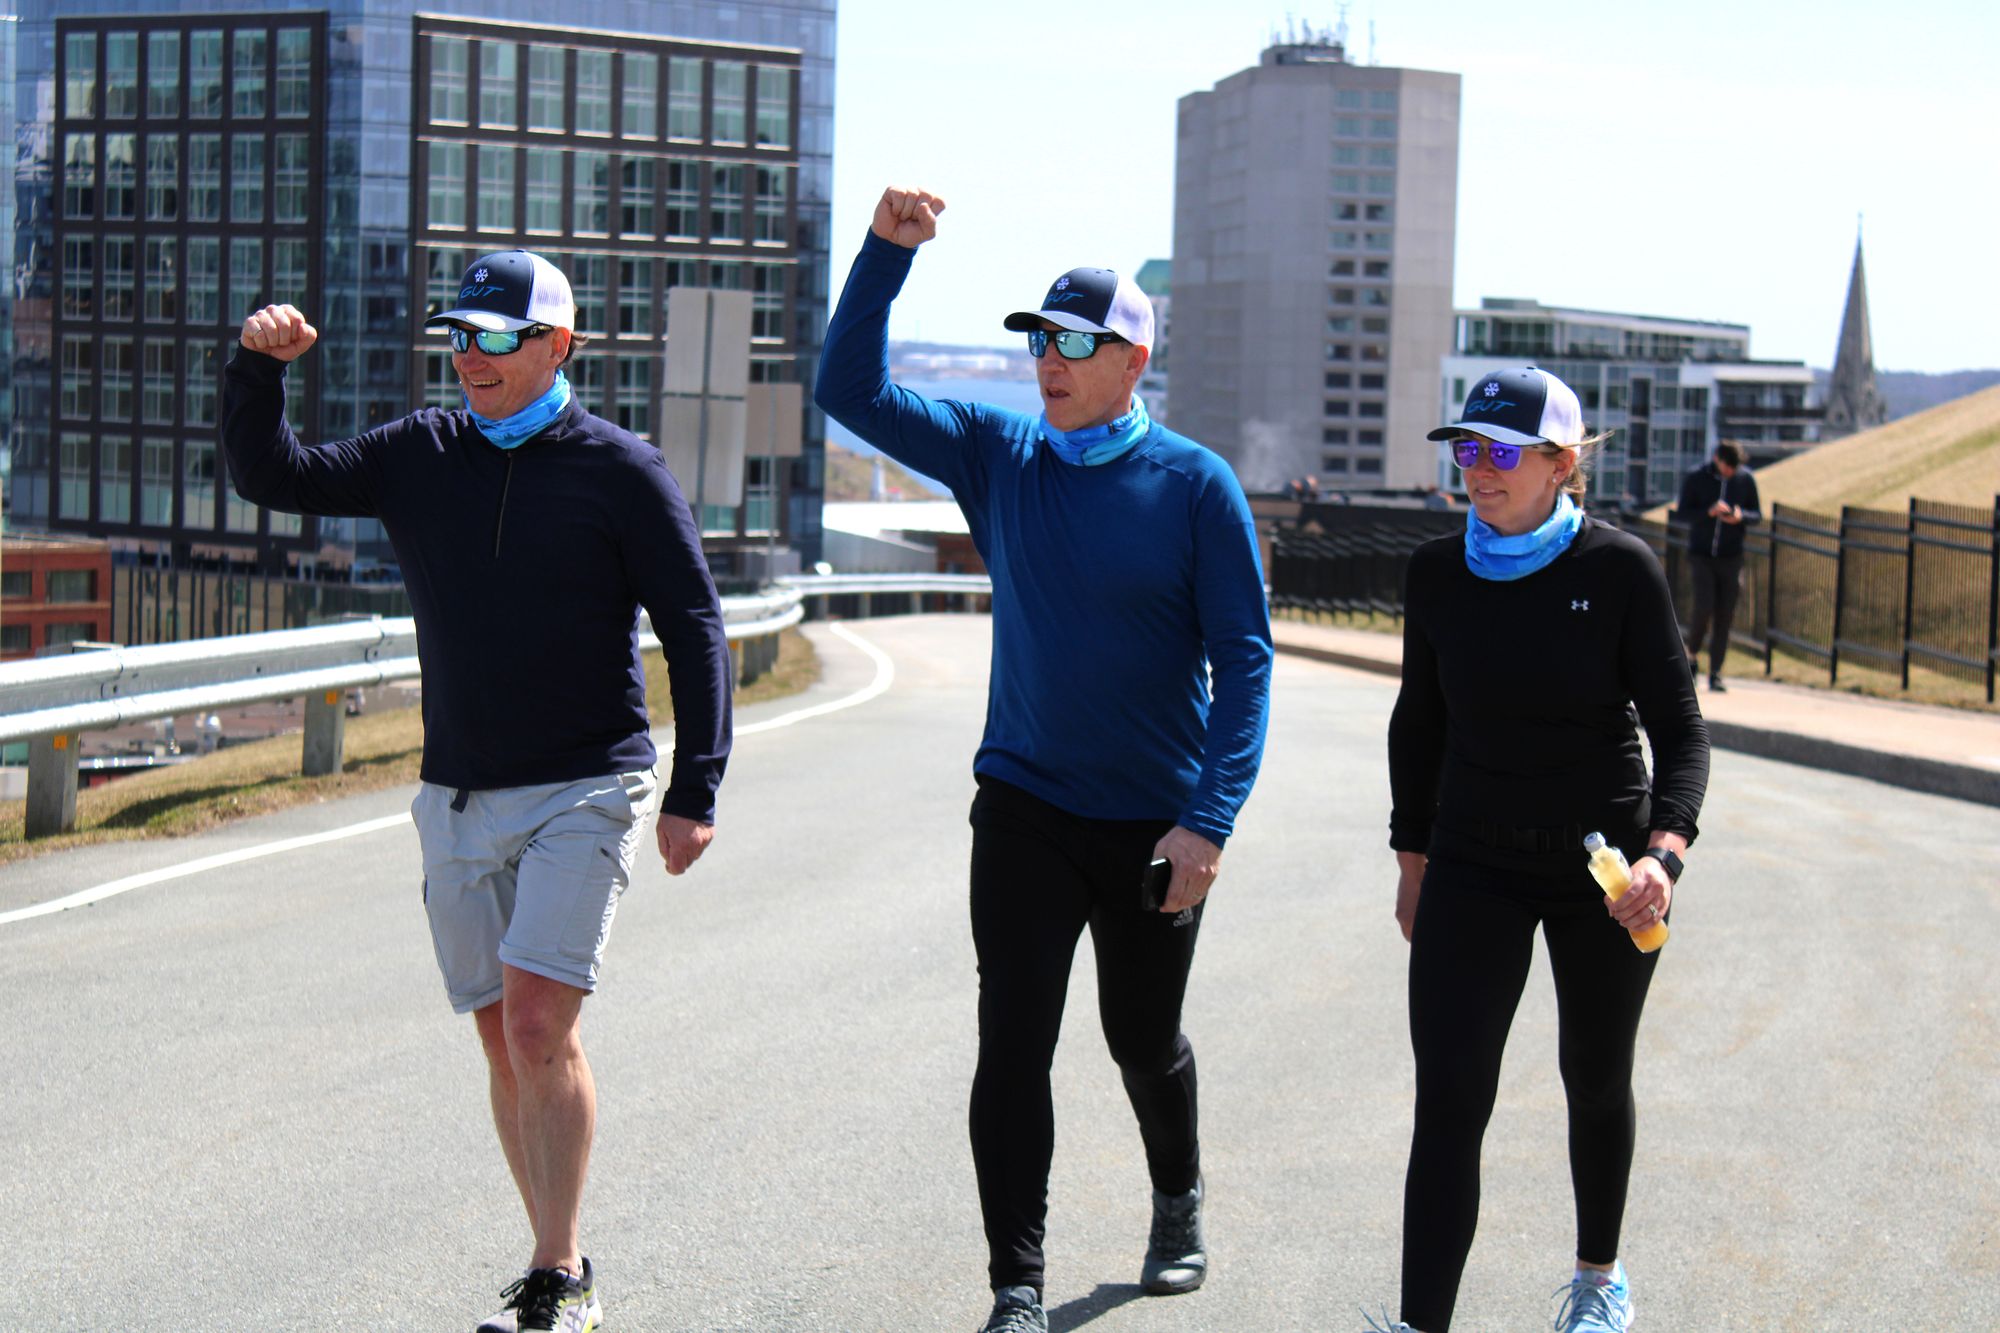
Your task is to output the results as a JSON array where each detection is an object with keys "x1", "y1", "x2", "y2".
[
  {"x1": 302, "y1": 687, "x2": 347, "y2": 777},
  {"x1": 25, "y1": 731, "x2": 81, "y2": 839}
]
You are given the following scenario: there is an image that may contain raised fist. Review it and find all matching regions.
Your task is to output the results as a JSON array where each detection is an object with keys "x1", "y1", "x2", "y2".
[
  {"x1": 871, "y1": 186, "x2": 946, "y2": 249},
  {"x1": 239, "y1": 304, "x2": 319, "y2": 362}
]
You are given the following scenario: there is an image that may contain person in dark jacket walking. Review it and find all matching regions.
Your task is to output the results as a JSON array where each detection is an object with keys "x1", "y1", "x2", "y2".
[
  {"x1": 1673, "y1": 442, "x2": 1762, "y2": 691},
  {"x1": 1373, "y1": 368, "x2": 1709, "y2": 1333},
  {"x1": 223, "y1": 249, "x2": 732, "y2": 1333}
]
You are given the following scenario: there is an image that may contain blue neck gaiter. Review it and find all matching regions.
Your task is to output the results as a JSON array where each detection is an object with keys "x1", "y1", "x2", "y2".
[
  {"x1": 467, "y1": 372, "x2": 571, "y2": 450},
  {"x1": 1039, "y1": 394, "x2": 1152, "y2": 466},
  {"x1": 1464, "y1": 492, "x2": 1583, "y2": 581}
]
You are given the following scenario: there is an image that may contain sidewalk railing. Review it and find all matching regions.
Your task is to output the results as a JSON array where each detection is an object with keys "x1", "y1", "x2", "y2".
[{"x1": 1267, "y1": 496, "x2": 2000, "y2": 703}]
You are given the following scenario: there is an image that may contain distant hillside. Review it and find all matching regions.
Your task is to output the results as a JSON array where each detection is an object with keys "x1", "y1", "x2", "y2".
[
  {"x1": 825, "y1": 442, "x2": 945, "y2": 502},
  {"x1": 1748, "y1": 384, "x2": 2000, "y2": 513},
  {"x1": 1812, "y1": 367, "x2": 2000, "y2": 420}
]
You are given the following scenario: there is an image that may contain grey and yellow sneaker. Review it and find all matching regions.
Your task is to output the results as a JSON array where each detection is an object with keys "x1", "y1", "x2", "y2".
[
  {"x1": 977, "y1": 1284, "x2": 1048, "y2": 1332},
  {"x1": 1141, "y1": 1176, "x2": 1207, "y2": 1295},
  {"x1": 477, "y1": 1256, "x2": 601, "y2": 1333}
]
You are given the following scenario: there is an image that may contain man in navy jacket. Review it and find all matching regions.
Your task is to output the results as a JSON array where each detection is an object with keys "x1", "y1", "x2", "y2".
[
  {"x1": 1674, "y1": 442, "x2": 1762, "y2": 691},
  {"x1": 224, "y1": 250, "x2": 731, "y2": 1333}
]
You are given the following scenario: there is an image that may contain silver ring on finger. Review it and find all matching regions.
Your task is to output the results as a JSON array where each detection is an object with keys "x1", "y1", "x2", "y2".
[{"x1": 1649, "y1": 903, "x2": 1660, "y2": 919}]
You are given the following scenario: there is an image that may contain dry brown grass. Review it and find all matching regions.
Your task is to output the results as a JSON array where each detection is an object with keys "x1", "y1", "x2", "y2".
[{"x1": 0, "y1": 628, "x2": 819, "y2": 868}]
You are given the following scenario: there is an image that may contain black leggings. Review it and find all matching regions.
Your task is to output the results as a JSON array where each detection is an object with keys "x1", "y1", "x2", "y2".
[
  {"x1": 1400, "y1": 853, "x2": 1662, "y2": 1332},
  {"x1": 967, "y1": 776, "x2": 1204, "y2": 1294}
]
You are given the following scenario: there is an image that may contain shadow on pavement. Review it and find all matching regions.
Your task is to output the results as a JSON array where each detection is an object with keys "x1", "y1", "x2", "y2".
[{"x1": 1047, "y1": 1283, "x2": 1146, "y2": 1330}]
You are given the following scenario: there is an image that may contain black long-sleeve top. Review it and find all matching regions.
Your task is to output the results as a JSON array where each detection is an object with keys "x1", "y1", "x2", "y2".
[
  {"x1": 1674, "y1": 461, "x2": 1763, "y2": 559},
  {"x1": 221, "y1": 348, "x2": 732, "y2": 822},
  {"x1": 1387, "y1": 517, "x2": 1709, "y2": 869}
]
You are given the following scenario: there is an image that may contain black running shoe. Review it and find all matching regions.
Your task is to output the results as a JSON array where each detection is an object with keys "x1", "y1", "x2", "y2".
[
  {"x1": 977, "y1": 1284, "x2": 1048, "y2": 1332},
  {"x1": 1141, "y1": 1176, "x2": 1208, "y2": 1295}
]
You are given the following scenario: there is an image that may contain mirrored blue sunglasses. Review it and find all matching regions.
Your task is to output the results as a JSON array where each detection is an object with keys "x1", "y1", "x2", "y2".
[
  {"x1": 447, "y1": 324, "x2": 551, "y2": 356},
  {"x1": 1027, "y1": 329, "x2": 1123, "y2": 361}
]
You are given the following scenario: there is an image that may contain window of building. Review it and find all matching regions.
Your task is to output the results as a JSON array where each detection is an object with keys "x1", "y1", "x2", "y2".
[
  {"x1": 754, "y1": 166, "x2": 789, "y2": 244},
  {"x1": 276, "y1": 28, "x2": 312, "y2": 118},
  {"x1": 61, "y1": 339, "x2": 95, "y2": 420},
  {"x1": 755, "y1": 66, "x2": 790, "y2": 148},
  {"x1": 106, "y1": 33, "x2": 140, "y2": 118},
  {"x1": 1359, "y1": 343, "x2": 1386, "y2": 363},
  {"x1": 1369, "y1": 89, "x2": 1397, "y2": 109},
  {"x1": 664, "y1": 160, "x2": 700, "y2": 239},
  {"x1": 1364, "y1": 231, "x2": 1392, "y2": 252},
  {"x1": 667, "y1": 57, "x2": 703, "y2": 140},
  {"x1": 620, "y1": 157, "x2": 655, "y2": 236},
  {"x1": 230, "y1": 237, "x2": 264, "y2": 320},
  {"x1": 1327, "y1": 343, "x2": 1352, "y2": 361},
  {"x1": 477, "y1": 146, "x2": 515, "y2": 232},
  {"x1": 183, "y1": 439, "x2": 217, "y2": 527},
  {"x1": 1367, "y1": 146, "x2": 1395, "y2": 166},
  {"x1": 230, "y1": 134, "x2": 265, "y2": 221},
  {"x1": 99, "y1": 439, "x2": 134, "y2": 523},
  {"x1": 66, "y1": 33, "x2": 99, "y2": 118},
  {"x1": 480, "y1": 43, "x2": 518, "y2": 128},
  {"x1": 1331, "y1": 172, "x2": 1358, "y2": 193},
  {"x1": 712, "y1": 62, "x2": 747, "y2": 144},
  {"x1": 424, "y1": 351, "x2": 458, "y2": 408},
  {"x1": 1335, "y1": 115, "x2": 1362, "y2": 137},
  {"x1": 63, "y1": 134, "x2": 96, "y2": 220},
  {"x1": 1323, "y1": 456, "x2": 1350, "y2": 473},
  {"x1": 1356, "y1": 457, "x2": 1382, "y2": 475},
  {"x1": 141, "y1": 439, "x2": 175, "y2": 525},
  {"x1": 1368, "y1": 117, "x2": 1395, "y2": 139},
  {"x1": 1361, "y1": 288, "x2": 1388, "y2": 307},
  {"x1": 273, "y1": 238, "x2": 308, "y2": 307},
  {"x1": 1, "y1": 572, "x2": 28, "y2": 599},
  {"x1": 1327, "y1": 316, "x2": 1354, "y2": 333},
  {"x1": 187, "y1": 134, "x2": 222, "y2": 220},
  {"x1": 48, "y1": 569, "x2": 99, "y2": 603},
  {"x1": 1360, "y1": 373, "x2": 1384, "y2": 390},
  {"x1": 233, "y1": 31, "x2": 267, "y2": 118},
  {"x1": 144, "y1": 239, "x2": 178, "y2": 322},
  {"x1": 189, "y1": 31, "x2": 223, "y2": 117},
  {"x1": 1365, "y1": 203, "x2": 1392, "y2": 221},
  {"x1": 1358, "y1": 401, "x2": 1384, "y2": 418},
  {"x1": 184, "y1": 340, "x2": 220, "y2": 426},
  {"x1": 1323, "y1": 428, "x2": 1350, "y2": 444},
  {"x1": 751, "y1": 262, "x2": 787, "y2": 340},
  {"x1": 1335, "y1": 202, "x2": 1358, "y2": 221},
  {"x1": 1330, "y1": 230, "x2": 1358, "y2": 251},
  {"x1": 428, "y1": 142, "x2": 466, "y2": 229},
  {"x1": 615, "y1": 357, "x2": 651, "y2": 435},
  {"x1": 1366, "y1": 173, "x2": 1393, "y2": 194},
  {"x1": 710, "y1": 163, "x2": 745, "y2": 242},
  {"x1": 1364, "y1": 260, "x2": 1389, "y2": 277},
  {"x1": 103, "y1": 236, "x2": 137, "y2": 319},
  {"x1": 1324, "y1": 400, "x2": 1351, "y2": 417},
  {"x1": 431, "y1": 36, "x2": 469, "y2": 124},
  {"x1": 62, "y1": 239, "x2": 95, "y2": 319},
  {"x1": 424, "y1": 249, "x2": 467, "y2": 322},
  {"x1": 102, "y1": 134, "x2": 139, "y2": 218},
  {"x1": 185, "y1": 239, "x2": 221, "y2": 324},
  {"x1": 145, "y1": 135, "x2": 179, "y2": 219},
  {"x1": 102, "y1": 338, "x2": 135, "y2": 423},
  {"x1": 573, "y1": 151, "x2": 610, "y2": 234},
  {"x1": 1333, "y1": 145, "x2": 1360, "y2": 166},
  {"x1": 618, "y1": 258, "x2": 654, "y2": 335},
  {"x1": 59, "y1": 435, "x2": 93, "y2": 520},
  {"x1": 1359, "y1": 430, "x2": 1383, "y2": 446},
  {"x1": 569, "y1": 254, "x2": 607, "y2": 334},
  {"x1": 569, "y1": 354, "x2": 606, "y2": 414},
  {"x1": 274, "y1": 133, "x2": 309, "y2": 222},
  {"x1": 528, "y1": 45, "x2": 565, "y2": 131},
  {"x1": 1335, "y1": 89, "x2": 1363, "y2": 109},
  {"x1": 623, "y1": 53, "x2": 658, "y2": 139},
  {"x1": 524, "y1": 149, "x2": 562, "y2": 233},
  {"x1": 575, "y1": 50, "x2": 611, "y2": 135},
  {"x1": 142, "y1": 342, "x2": 177, "y2": 423},
  {"x1": 1331, "y1": 286, "x2": 1355, "y2": 305},
  {"x1": 146, "y1": 32, "x2": 182, "y2": 117},
  {"x1": 1325, "y1": 372, "x2": 1350, "y2": 388},
  {"x1": 225, "y1": 484, "x2": 258, "y2": 533},
  {"x1": 1329, "y1": 259, "x2": 1354, "y2": 277}
]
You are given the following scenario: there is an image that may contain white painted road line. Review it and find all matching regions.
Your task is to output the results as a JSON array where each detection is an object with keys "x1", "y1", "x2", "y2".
[{"x1": 0, "y1": 623, "x2": 894, "y2": 930}]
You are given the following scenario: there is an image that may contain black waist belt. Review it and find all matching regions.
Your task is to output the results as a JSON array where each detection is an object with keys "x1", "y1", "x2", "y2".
[{"x1": 1463, "y1": 820, "x2": 1586, "y2": 855}]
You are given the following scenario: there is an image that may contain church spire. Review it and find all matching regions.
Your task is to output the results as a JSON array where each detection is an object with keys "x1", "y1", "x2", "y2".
[{"x1": 1822, "y1": 223, "x2": 1888, "y2": 436}]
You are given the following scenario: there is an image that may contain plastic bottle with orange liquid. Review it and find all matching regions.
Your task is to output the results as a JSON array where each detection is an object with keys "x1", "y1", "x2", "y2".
[{"x1": 1582, "y1": 832, "x2": 1670, "y2": 953}]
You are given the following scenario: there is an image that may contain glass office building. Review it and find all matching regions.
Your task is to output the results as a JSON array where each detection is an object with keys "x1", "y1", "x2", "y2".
[{"x1": 5, "y1": 0, "x2": 835, "y2": 577}]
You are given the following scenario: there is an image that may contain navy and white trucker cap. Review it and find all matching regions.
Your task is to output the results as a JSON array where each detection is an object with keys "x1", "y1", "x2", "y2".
[
  {"x1": 424, "y1": 249, "x2": 576, "y2": 333},
  {"x1": 1427, "y1": 367, "x2": 1584, "y2": 447},
  {"x1": 1002, "y1": 267, "x2": 1154, "y2": 349}
]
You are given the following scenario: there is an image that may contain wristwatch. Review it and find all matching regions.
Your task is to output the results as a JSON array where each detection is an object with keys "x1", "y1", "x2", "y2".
[{"x1": 1634, "y1": 846, "x2": 1684, "y2": 882}]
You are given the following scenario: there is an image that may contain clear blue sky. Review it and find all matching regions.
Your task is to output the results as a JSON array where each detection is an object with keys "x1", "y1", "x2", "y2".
[{"x1": 828, "y1": 0, "x2": 1998, "y2": 374}]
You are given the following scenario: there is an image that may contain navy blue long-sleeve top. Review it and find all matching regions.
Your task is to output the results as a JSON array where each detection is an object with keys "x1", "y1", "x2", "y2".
[
  {"x1": 1387, "y1": 518, "x2": 1709, "y2": 867},
  {"x1": 221, "y1": 348, "x2": 732, "y2": 822},
  {"x1": 815, "y1": 234, "x2": 1273, "y2": 845}
]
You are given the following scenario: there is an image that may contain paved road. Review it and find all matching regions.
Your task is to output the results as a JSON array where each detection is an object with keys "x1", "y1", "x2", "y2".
[{"x1": 3, "y1": 615, "x2": 1995, "y2": 1331}]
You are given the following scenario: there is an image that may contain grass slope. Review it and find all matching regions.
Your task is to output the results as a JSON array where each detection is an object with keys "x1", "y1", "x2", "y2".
[{"x1": 1751, "y1": 384, "x2": 2000, "y2": 513}]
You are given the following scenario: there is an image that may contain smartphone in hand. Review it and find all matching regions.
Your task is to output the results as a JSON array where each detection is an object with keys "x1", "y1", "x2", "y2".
[{"x1": 1140, "y1": 857, "x2": 1173, "y2": 912}]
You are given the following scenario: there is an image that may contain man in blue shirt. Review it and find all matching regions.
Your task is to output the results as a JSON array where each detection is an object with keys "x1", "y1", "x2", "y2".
[{"x1": 817, "y1": 188, "x2": 1273, "y2": 1333}]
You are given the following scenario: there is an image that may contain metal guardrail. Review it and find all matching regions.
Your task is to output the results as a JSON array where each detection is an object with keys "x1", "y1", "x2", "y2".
[{"x1": 0, "y1": 573, "x2": 988, "y2": 839}]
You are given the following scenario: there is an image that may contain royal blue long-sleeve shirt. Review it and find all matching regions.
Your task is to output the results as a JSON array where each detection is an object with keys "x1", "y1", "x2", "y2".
[
  {"x1": 221, "y1": 347, "x2": 732, "y2": 822},
  {"x1": 815, "y1": 233, "x2": 1272, "y2": 845}
]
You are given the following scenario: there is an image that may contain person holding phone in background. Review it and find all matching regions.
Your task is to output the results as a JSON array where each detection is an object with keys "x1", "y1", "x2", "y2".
[{"x1": 816, "y1": 187, "x2": 1273, "y2": 1333}]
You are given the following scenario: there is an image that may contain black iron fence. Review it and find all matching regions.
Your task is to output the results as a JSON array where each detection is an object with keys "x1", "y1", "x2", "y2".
[
  {"x1": 111, "y1": 564, "x2": 413, "y2": 646},
  {"x1": 1268, "y1": 496, "x2": 2000, "y2": 702}
]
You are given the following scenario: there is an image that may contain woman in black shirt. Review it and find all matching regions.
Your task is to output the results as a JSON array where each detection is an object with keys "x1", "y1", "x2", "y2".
[{"x1": 1374, "y1": 368, "x2": 1709, "y2": 1333}]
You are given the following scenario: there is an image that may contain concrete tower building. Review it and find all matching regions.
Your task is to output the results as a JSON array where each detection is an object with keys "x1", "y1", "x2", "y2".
[
  {"x1": 1169, "y1": 27, "x2": 1459, "y2": 491},
  {"x1": 1821, "y1": 227, "x2": 1888, "y2": 437}
]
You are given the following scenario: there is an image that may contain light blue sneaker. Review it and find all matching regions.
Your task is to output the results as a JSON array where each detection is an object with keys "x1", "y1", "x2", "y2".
[
  {"x1": 1360, "y1": 1308, "x2": 1417, "y2": 1332},
  {"x1": 1552, "y1": 1259, "x2": 1634, "y2": 1332}
]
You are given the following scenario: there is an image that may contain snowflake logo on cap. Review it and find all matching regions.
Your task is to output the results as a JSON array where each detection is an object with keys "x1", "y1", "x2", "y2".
[
  {"x1": 1054, "y1": 277, "x2": 1070, "y2": 291},
  {"x1": 473, "y1": 267, "x2": 490, "y2": 282},
  {"x1": 1484, "y1": 381, "x2": 1500, "y2": 397}
]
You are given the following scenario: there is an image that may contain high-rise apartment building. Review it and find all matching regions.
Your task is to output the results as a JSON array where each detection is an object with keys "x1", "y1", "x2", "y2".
[
  {"x1": 1170, "y1": 31, "x2": 1459, "y2": 491},
  {"x1": 5, "y1": 0, "x2": 835, "y2": 580}
]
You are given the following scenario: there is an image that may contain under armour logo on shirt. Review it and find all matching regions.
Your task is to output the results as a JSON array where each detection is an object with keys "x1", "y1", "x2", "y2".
[{"x1": 1571, "y1": 600, "x2": 1590, "y2": 611}]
